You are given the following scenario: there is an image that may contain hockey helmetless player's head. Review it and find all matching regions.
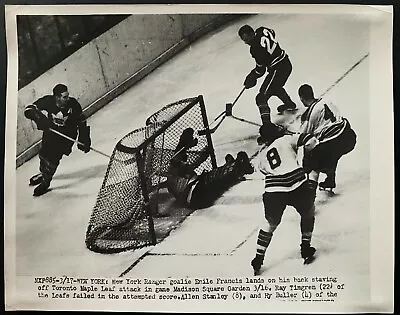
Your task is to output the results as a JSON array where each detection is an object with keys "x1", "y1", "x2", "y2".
[
  {"x1": 53, "y1": 84, "x2": 70, "y2": 108},
  {"x1": 238, "y1": 24, "x2": 255, "y2": 45},
  {"x1": 178, "y1": 128, "x2": 198, "y2": 149},
  {"x1": 257, "y1": 123, "x2": 286, "y2": 146},
  {"x1": 298, "y1": 84, "x2": 317, "y2": 107},
  {"x1": 173, "y1": 128, "x2": 199, "y2": 163}
]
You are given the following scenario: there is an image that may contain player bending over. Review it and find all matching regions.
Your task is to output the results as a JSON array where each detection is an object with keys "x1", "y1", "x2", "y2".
[
  {"x1": 238, "y1": 24, "x2": 297, "y2": 125},
  {"x1": 24, "y1": 84, "x2": 92, "y2": 196},
  {"x1": 252, "y1": 123, "x2": 319, "y2": 276},
  {"x1": 166, "y1": 128, "x2": 254, "y2": 210},
  {"x1": 298, "y1": 84, "x2": 357, "y2": 191}
]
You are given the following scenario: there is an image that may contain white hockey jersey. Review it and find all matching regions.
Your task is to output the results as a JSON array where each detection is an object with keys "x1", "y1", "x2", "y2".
[
  {"x1": 300, "y1": 99, "x2": 348, "y2": 143},
  {"x1": 258, "y1": 134, "x2": 309, "y2": 193}
]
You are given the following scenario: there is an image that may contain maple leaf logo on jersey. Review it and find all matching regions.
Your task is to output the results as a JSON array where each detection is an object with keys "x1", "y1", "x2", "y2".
[{"x1": 52, "y1": 108, "x2": 72, "y2": 127}]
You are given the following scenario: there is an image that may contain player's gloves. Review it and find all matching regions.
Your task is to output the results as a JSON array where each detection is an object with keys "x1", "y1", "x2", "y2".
[
  {"x1": 24, "y1": 105, "x2": 52, "y2": 131},
  {"x1": 77, "y1": 125, "x2": 91, "y2": 153},
  {"x1": 244, "y1": 71, "x2": 258, "y2": 89}
]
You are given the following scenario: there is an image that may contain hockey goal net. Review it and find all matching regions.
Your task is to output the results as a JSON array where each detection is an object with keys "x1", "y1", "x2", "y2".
[{"x1": 85, "y1": 96, "x2": 217, "y2": 253}]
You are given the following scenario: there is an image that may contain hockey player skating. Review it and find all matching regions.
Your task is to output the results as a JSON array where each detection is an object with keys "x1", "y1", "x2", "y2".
[
  {"x1": 238, "y1": 24, "x2": 297, "y2": 125},
  {"x1": 252, "y1": 123, "x2": 319, "y2": 275},
  {"x1": 24, "y1": 84, "x2": 91, "y2": 196},
  {"x1": 167, "y1": 128, "x2": 254, "y2": 209},
  {"x1": 298, "y1": 84, "x2": 357, "y2": 192}
]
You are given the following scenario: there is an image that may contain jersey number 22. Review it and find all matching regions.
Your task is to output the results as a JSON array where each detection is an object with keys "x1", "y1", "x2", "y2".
[{"x1": 260, "y1": 29, "x2": 277, "y2": 54}]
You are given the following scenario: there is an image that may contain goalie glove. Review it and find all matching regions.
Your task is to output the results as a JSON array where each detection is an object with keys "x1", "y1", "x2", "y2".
[
  {"x1": 77, "y1": 125, "x2": 91, "y2": 153},
  {"x1": 24, "y1": 105, "x2": 52, "y2": 131},
  {"x1": 244, "y1": 70, "x2": 258, "y2": 89}
]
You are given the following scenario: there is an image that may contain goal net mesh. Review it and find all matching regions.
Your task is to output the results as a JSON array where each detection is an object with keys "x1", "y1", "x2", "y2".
[{"x1": 85, "y1": 96, "x2": 216, "y2": 253}]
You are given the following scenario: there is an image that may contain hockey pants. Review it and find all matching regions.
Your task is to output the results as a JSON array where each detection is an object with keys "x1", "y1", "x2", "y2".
[
  {"x1": 261, "y1": 182, "x2": 315, "y2": 241},
  {"x1": 38, "y1": 151, "x2": 63, "y2": 183},
  {"x1": 258, "y1": 56, "x2": 296, "y2": 113},
  {"x1": 309, "y1": 122, "x2": 357, "y2": 175}
]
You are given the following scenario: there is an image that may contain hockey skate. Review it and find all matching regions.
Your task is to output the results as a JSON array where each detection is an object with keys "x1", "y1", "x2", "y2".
[
  {"x1": 319, "y1": 176, "x2": 336, "y2": 193},
  {"x1": 235, "y1": 151, "x2": 254, "y2": 176},
  {"x1": 251, "y1": 256, "x2": 264, "y2": 276},
  {"x1": 29, "y1": 173, "x2": 43, "y2": 186},
  {"x1": 300, "y1": 242, "x2": 316, "y2": 265},
  {"x1": 224, "y1": 153, "x2": 235, "y2": 165},
  {"x1": 33, "y1": 179, "x2": 51, "y2": 196}
]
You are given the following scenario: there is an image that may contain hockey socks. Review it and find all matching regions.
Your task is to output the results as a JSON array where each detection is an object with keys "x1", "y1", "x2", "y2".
[
  {"x1": 300, "y1": 216, "x2": 316, "y2": 263},
  {"x1": 252, "y1": 229, "x2": 273, "y2": 275},
  {"x1": 300, "y1": 234, "x2": 316, "y2": 264}
]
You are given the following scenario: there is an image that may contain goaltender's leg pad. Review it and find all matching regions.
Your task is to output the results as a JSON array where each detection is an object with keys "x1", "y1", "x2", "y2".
[{"x1": 190, "y1": 152, "x2": 253, "y2": 209}]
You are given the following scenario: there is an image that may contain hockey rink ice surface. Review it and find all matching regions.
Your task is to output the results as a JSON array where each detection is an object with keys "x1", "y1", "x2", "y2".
[{"x1": 15, "y1": 14, "x2": 371, "y2": 306}]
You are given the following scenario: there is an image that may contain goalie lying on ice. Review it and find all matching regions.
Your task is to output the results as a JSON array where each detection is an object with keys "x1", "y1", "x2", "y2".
[{"x1": 167, "y1": 128, "x2": 254, "y2": 209}]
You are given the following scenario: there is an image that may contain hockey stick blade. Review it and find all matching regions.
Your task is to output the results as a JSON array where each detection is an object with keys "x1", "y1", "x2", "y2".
[{"x1": 198, "y1": 113, "x2": 226, "y2": 136}]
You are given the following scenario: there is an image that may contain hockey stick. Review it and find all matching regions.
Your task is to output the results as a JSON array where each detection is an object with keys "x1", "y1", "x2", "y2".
[
  {"x1": 49, "y1": 127, "x2": 118, "y2": 161},
  {"x1": 231, "y1": 86, "x2": 246, "y2": 109},
  {"x1": 198, "y1": 87, "x2": 247, "y2": 136},
  {"x1": 229, "y1": 114, "x2": 297, "y2": 136},
  {"x1": 197, "y1": 112, "x2": 226, "y2": 136},
  {"x1": 317, "y1": 53, "x2": 369, "y2": 100},
  {"x1": 208, "y1": 87, "x2": 246, "y2": 126},
  {"x1": 230, "y1": 115, "x2": 261, "y2": 128}
]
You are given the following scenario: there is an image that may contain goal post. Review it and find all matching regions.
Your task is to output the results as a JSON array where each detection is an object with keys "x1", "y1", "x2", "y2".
[{"x1": 85, "y1": 96, "x2": 217, "y2": 254}]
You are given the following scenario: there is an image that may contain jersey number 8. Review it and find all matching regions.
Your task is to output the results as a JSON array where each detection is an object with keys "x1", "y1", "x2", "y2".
[
  {"x1": 260, "y1": 29, "x2": 277, "y2": 54},
  {"x1": 266, "y1": 147, "x2": 281, "y2": 170}
]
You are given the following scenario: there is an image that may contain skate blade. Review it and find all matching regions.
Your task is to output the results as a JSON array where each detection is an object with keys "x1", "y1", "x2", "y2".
[
  {"x1": 33, "y1": 188, "x2": 51, "y2": 197},
  {"x1": 303, "y1": 256, "x2": 316, "y2": 265},
  {"x1": 319, "y1": 187, "x2": 335, "y2": 194}
]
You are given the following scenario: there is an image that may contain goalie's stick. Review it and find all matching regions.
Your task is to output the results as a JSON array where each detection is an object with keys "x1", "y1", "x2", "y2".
[{"x1": 49, "y1": 127, "x2": 119, "y2": 161}]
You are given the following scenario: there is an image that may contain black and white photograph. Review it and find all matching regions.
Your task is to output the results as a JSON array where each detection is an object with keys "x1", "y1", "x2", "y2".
[{"x1": 4, "y1": 3, "x2": 394, "y2": 312}]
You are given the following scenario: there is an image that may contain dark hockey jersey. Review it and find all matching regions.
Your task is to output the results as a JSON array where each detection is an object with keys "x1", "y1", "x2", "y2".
[
  {"x1": 29, "y1": 95, "x2": 86, "y2": 155},
  {"x1": 250, "y1": 27, "x2": 287, "y2": 71}
]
